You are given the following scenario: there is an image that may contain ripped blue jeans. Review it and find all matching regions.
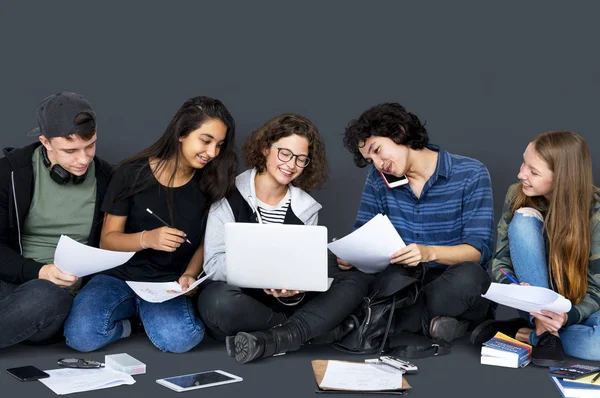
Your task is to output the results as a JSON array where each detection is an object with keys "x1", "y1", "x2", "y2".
[{"x1": 508, "y1": 208, "x2": 600, "y2": 360}]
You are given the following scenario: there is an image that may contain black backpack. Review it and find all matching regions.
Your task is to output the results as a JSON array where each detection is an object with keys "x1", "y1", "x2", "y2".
[{"x1": 333, "y1": 265, "x2": 452, "y2": 358}]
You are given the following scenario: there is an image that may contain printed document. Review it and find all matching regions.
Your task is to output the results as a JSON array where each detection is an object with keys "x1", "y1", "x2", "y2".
[
  {"x1": 54, "y1": 235, "x2": 135, "y2": 277},
  {"x1": 127, "y1": 274, "x2": 211, "y2": 303},
  {"x1": 39, "y1": 367, "x2": 135, "y2": 395},
  {"x1": 482, "y1": 282, "x2": 572, "y2": 313},
  {"x1": 319, "y1": 360, "x2": 405, "y2": 391},
  {"x1": 327, "y1": 214, "x2": 405, "y2": 273}
]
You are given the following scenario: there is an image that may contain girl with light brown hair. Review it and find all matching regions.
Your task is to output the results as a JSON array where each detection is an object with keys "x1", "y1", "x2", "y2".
[{"x1": 471, "y1": 130, "x2": 600, "y2": 366}]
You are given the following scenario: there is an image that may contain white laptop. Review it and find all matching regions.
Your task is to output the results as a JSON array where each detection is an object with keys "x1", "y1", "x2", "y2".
[{"x1": 225, "y1": 222, "x2": 330, "y2": 292}]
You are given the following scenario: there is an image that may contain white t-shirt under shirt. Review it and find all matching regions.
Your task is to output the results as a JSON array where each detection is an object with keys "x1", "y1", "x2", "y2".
[
  {"x1": 256, "y1": 189, "x2": 305, "y2": 306},
  {"x1": 256, "y1": 190, "x2": 291, "y2": 224}
]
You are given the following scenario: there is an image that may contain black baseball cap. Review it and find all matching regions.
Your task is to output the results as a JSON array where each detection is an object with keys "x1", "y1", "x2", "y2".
[{"x1": 27, "y1": 92, "x2": 96, "y2": 138}]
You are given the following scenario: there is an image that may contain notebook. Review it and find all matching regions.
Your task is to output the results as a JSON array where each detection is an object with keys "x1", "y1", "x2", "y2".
[
  {"x1": 550, "y1": 374, "x2": 600, "y2": 398},
  {"x1": 225, "y1": 222, "x2": 330, "y2": 291}
]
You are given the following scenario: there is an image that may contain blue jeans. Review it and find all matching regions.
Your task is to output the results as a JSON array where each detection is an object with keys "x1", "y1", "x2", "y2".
[
  {"x1": 64, "y1": 275, "x2": 204, "y2": 353},
  {"x1": 508, "y1": 208, "x2": 600, "y2": 360}
]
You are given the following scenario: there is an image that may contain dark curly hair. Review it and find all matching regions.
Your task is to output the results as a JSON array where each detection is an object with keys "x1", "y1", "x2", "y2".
[
  {"x1": 343, "y1": 103, "x2": 429, "y2": 168},
  {"x1": 243, "y1": 113, "x2": 328, "y2": 191}
]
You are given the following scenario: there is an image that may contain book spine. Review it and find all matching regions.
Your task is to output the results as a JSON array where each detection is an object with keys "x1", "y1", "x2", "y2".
[{"x1": 483, "y1": 339, "x2": 528, "y2": 356}]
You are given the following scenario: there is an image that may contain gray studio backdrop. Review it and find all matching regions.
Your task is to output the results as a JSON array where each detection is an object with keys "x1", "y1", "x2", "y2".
[
  {"x1": 1, "y1": 2, "x2": 600, "y2": 398},
  {"x1": 2, "y1": 1, "x2": 599, "y2": 241}
]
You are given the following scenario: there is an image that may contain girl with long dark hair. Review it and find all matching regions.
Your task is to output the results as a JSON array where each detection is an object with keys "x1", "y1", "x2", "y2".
[{"x1": 64, "y1": 96, "x2": 237, "y2": 353}]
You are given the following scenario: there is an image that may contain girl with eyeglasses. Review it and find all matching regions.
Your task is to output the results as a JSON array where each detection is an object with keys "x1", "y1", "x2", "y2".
[{"x1": 197, "y1": 114, "x2": 371, "y2": 364}]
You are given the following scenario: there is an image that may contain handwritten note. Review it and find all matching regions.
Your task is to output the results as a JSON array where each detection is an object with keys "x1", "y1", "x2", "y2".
[
  {"x1": 319, "y1": 360, "x2": 405, "y2": 391},
  {"x1": 327, "y1": 214, "x2": 405, "y2": 274},
  {"x1": 126, "y1": 274, "x2": 211, "y2": 303}
]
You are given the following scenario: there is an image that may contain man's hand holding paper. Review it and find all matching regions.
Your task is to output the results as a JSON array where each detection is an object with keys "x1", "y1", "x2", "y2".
[
  {"x1": 39, "y1": 263, "x2": 78, "y2": 287},
  {"x1": 390, "y1": 243, "x2": 432, "y2": 267}
]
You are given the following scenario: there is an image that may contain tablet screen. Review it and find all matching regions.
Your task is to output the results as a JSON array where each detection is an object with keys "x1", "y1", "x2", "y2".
[{"x1": 164, "y1": 371, "x2": 235, "y2": 388}]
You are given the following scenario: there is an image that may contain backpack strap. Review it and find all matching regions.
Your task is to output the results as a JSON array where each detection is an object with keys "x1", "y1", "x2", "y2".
[
  {"x1": 377, "y1": 294, "x2": 396, "y2": 354},
  {"x1": 388, "y1": 341, "x2": 452, "y2": 358},
  {"x1": 384, "y1": 280, "x2": 453, "y2": 359}
]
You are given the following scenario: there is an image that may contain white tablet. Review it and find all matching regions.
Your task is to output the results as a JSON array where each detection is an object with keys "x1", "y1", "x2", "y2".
[{"x1": 156, "y1": 370, "x2": 242, "y2": 392}]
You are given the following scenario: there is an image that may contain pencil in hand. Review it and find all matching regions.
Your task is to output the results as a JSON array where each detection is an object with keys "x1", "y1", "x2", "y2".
[{"x1": 146, "y1": 208, "x2": 192, "y2": 245}]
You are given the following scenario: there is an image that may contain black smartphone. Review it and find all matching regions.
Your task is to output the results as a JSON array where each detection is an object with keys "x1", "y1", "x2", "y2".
[
  {"x1": 6, "y1": 366, "x2": 50, "y2": 381},
  {"x1": 380, "y1": 171, "x2": 409, "y2": 188}
]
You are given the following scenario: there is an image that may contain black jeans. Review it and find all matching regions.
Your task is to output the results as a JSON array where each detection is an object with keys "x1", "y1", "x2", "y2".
[
  {"x1": 393, "y1": 261, "x2": 492, "y2": 333},
  {"x1": 197, "y1": 263, "x2": 372, "y2": 343},
  {"x1": 0, "y1": 279, "x2": 73, "y2": 348}
]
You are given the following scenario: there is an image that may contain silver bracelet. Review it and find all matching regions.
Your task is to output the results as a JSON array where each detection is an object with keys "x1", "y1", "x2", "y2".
[{"x1": 140, "y1": 230, "x2": 147, "y2": 250}]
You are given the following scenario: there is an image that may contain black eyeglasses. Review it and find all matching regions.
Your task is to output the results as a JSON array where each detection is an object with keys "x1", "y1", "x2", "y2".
[{"x1": 272, "y1": 145, "x2": 311, "y2": 168}]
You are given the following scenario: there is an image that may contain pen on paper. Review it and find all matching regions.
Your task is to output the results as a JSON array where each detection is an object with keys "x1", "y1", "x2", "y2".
[
  {"x1": 591, "y1": 372, "x2": 600, "y2": 383},
  {"x1": 146, "y1": 208, "x2": 192, "y2": 245},
  {"x1": 500, "y1": 269, "x2": 520, "y2": 285}
]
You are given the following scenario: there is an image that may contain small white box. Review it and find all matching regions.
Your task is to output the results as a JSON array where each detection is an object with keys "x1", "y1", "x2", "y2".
[{"x1": 105, "y1": 353, "x2": 146, "y2": 375}]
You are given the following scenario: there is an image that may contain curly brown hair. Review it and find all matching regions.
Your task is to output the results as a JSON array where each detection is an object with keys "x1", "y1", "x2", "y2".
[{"x1": 243, "y1": 113, "x2": 328, "y2": 191}]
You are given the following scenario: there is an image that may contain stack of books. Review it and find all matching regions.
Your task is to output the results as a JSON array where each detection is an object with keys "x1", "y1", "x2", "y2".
[
  {"x1": 550, "y1": 366, "x2": 600, "y2": 398},
  {"x1": 480, "y1": 332, "x2": 532, "y2": 368}
]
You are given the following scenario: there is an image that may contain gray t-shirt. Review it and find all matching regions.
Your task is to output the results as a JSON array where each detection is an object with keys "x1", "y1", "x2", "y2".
[{"x1": 22, "y1": 146, "x2": 97, "y2": 291}]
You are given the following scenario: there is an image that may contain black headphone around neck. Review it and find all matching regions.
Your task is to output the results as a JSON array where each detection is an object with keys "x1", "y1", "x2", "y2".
[{"x1": 40, "y1": 146, "x2": 88, "y2": 185}]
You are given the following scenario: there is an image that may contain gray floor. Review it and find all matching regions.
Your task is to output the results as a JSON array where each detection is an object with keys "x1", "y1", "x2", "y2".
[{"x1": 0, "y1": 312, "x2": 588, "y2": 398}]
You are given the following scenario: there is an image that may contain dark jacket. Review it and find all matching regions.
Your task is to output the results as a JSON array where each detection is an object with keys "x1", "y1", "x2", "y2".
[{"x1": 0, "y1": 142, "x2": 113, "y2": 284}]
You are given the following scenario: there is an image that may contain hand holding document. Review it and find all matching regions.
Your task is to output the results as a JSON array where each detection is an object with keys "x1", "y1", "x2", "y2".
[
  {"x1": 127, "y1": 273, "x2": 211, "y2": 303},
  {"x1": 54, "y1": 235, "x2": 135, "y2": 277},
  {"x1": 327, "y1": 214, "x2": 405, "y2": 274},
  {"x1": 39, "y1": 367, "x2": 135, "y2": 395},
  {"x1": 482, "y1": 282, "x2": 572, "y2": 314}
]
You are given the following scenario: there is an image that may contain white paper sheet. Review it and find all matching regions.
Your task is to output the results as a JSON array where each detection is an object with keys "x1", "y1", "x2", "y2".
[
  {"x1": 127, "y1": 274, "x2": 211, "y2": 303},
  {"x1": 327, "y1": 214, "x2": 405, "y2": 274},
  {"x1": 482, "y1": 282, "x2": 572, "y2": 313},
  {"x1": 54, "y1": 235, "x2": 135, "y2": 277},
  {"x1": 319, "y1": 361, "x2": 404, "y2": 391},
  {"x1": 39, "y1": 367, "x2": 135, "y2": 395}
]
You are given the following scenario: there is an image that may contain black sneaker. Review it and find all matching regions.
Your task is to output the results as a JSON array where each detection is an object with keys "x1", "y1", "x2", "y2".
[
  {"x1": 429, "y1": 316, "x2": 469, "y2": 343},
  {"x1": 532, "y1": 332, "x2": 565, "y2": 367},
  {"x1": 469, "y1": 317, "x2": 530, "y2": 346}
]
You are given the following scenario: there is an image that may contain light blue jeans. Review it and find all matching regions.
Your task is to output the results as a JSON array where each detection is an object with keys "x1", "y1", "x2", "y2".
[
  {"x1": 64, "y1": 275, "x2": 204, "y2": 353},
  {"x1": 508, "y1": 208, "x2": 600, "y2": 360}
]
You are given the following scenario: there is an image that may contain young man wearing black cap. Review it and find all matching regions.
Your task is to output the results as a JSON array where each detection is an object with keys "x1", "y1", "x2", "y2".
[{"x1": 0, "y1": 92, "x2": 112, "y2": 348}]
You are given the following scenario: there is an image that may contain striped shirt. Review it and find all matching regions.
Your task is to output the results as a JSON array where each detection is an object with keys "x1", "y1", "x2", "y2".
[
  {"x1": 355, "y1": 145, "x2": 494, "y2": 268},
  {"x1": 257, "y1": 191, "x2": 291, "y2": 224}
]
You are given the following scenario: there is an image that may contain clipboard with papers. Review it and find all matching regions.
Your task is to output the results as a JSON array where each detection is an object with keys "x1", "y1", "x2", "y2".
[{"x1": 311, "y1": 360, "x2": 411, "y2": 395}]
